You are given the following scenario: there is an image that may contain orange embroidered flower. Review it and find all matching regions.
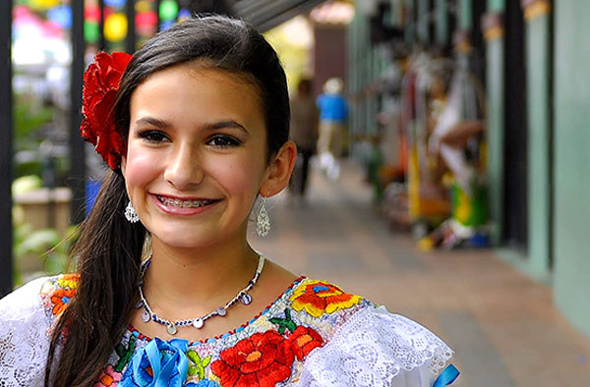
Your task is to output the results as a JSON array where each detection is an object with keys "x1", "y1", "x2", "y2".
[
  {"x1": 50, "y1": 287, "x2": 76, "y2": 316},
  {"x1": 95, "y1": 365, "x2": 123, "y2": 387},
  {"x1": 288, "y1": 326, "x2": 324, "y2": 361},
  {"x1": 290, "y1": 280, "x2": 362, "y2": 318},
  {"x1": 210, "y1": 330, "x2": 294, "y2": 387}
]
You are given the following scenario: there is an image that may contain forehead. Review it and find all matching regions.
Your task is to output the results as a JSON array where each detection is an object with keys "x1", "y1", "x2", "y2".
[{"x1": 129, "y1": 64, "x2": 265, "y2": 123}]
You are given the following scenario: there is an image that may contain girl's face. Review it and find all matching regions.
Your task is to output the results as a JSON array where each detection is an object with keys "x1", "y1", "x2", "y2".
[{"x1": 121, "y1": 65, "x2": 293, "y2": 250}]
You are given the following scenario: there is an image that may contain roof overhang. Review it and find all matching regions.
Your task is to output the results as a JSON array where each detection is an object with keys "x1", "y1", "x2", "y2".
[{"x1": 231, "y1": 0, "x2": 330, "y2": 32}]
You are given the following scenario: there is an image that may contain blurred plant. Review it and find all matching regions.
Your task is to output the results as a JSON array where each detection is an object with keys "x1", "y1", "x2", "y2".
[
  {"x1": 12, "y1": 175, "x2": 79, "y2": 285},
  {"x1": 14, "y1": 93, "x2": 55, "y2": 178}
]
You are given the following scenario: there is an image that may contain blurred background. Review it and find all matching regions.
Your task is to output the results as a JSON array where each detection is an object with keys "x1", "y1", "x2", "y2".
[{"x1": 1, "y1": 0, "x2": 589, "y2": 385}]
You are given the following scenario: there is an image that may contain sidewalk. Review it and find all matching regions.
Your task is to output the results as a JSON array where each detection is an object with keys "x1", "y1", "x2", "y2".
[{"x1": 251, "y1": 160, "x2": 590, "y2": 387}]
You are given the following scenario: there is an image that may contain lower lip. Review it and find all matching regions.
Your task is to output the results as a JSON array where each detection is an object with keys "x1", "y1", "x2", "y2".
[{"x1": 150, "y1": 194, "x2": 219, "y2": 216}]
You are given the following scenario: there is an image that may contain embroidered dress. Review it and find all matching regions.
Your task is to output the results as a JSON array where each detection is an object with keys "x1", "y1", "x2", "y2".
[{"x1": 0, "y1": 274, "x2": 454, "y2": 387}]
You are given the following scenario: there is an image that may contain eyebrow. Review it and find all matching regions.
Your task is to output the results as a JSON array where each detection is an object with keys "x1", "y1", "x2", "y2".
[{"x1": 133, "y1": 117, "x2": 249, "y2": 134}]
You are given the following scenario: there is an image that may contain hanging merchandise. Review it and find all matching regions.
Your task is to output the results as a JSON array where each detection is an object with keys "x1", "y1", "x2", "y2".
[
  {"x1": 419, "y1": 59, "x2": 489, "y2": 250},
  {"x1": 387, "y1": 52, "x2": 488, "y2": 250},
  {"x1": 398, "y1": 53, "x2": 454, "y2": 240}
]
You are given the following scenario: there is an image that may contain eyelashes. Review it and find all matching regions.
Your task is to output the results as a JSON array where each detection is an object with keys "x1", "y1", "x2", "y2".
[
  {"x1": 206, "y1": 134, "x2": 242, "y2": 148},
  {"x1": 137, "y1": 130, "x2": 242, "y2": 148},
  {"x1": 138, "y1": 129, "x2": 170, "y2": 144}
]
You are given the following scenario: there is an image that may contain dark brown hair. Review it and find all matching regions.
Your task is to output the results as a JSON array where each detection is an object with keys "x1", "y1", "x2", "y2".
[{"x1": 45, "y1": 14, "x2": 290, "y2": 386}]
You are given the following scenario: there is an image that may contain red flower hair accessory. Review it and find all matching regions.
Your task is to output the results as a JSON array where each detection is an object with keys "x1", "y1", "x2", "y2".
[{"x1": 80, "y1": 51, "x2": 133, "y2": 170}]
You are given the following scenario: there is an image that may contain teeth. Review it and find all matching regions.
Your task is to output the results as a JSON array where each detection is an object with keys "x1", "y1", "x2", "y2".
[{"x1": 158, "y1": 196, "x2": 213, "y2": 208}]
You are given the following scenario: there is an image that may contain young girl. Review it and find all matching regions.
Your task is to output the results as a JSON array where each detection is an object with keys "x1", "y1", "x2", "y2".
[{"x1": 0, "y1": 15, "x2": 457, "y2": 387}]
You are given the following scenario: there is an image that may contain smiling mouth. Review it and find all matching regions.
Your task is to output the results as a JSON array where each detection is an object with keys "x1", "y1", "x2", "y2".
[{"x1": 156, "y1": 195, "x2": 218, "y2": 208}]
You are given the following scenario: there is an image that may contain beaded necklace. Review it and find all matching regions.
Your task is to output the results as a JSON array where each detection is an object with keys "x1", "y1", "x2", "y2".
[{"x1": 136, "y1": 254, "x2": 265, "y2": 335}]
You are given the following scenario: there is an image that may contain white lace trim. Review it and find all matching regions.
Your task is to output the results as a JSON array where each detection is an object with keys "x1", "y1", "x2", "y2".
[
  {"x1": 0, "y1": 277, "x2": 51, "y2": 387},
  {"x1": 292, "y1": 306, "x2": 453, "y2": 387}
]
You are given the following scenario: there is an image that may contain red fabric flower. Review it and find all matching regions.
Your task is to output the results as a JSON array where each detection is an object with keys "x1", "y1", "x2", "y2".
[
  {"x1": 288, "y1": 326, "x2": 324, "y2": 361},
  {"x1": 81, "y1": 51, "x2": 133, "y2": 170},
  {"x1": 211, "y1": 330, "x2": 294, "y2": 387}
]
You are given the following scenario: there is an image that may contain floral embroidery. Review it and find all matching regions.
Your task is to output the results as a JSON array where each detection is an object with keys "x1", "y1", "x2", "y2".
[
  {"x1": 288, "y1": 326, "x2": 324, "y2": 361},
  {"x1": 187, "y1": 350, "x2": 212, "y2": 380},
  {"x1": 210, "y1": 330, "x2": 294, "y2": 387},
  {"x1": 50, "y1": 287, "x2": 76, "y2": 316},
  {"x1": 56, "y1": 273, "x2": 80, "y2": 290},
  {"x1": 95, "y1": 365, "x2": 123, "y2": 387},
  {"x1": 95, "y1": 277, "x2": 368, "y2": 386},
  {"x1": 289, "y1": 280, "x2": 362, "y2": 318},
  {"x1": 186, "y1": 380, "x2": 220, "y2": 387}
]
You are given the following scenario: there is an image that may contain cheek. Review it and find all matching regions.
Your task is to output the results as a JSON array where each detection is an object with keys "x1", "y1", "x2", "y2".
[
  {"x1": 209, "y1": 157, "x2": 266, "y2": 196},
  {"x1": 124, "y1": 151, "x2": 163, "y2": 189}
]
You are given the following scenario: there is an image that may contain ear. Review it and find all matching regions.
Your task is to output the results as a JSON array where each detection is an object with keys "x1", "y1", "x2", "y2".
[{"x1": 260, "y1": 140, "x2": 297, "y2": 197}]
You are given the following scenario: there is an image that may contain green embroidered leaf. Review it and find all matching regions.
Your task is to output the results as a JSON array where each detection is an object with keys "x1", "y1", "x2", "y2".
[
  {"x1": 187, "y1": 350, "x2": 200, "y2": 364},
  {"x1": 202, "y1": 355, "x2": 212, "y2": 367}
]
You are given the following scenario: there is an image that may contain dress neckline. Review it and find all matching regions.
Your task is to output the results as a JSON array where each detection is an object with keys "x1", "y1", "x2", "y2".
[{"x1": 126, "y1": 275, "x2": 307, "y2": 346}]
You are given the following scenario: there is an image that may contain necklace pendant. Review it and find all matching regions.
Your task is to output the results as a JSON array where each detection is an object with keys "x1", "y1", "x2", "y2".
[
  {"x1": 240, "y1": 293, "x2": 252, "y2": 305},
  {"x1": 166, "y1": 324, "x2": 178, "y2": 335},
  {"x1": 216, "y1": 307, "x2": 227, "y2": 316},
  {"x1": 193, "y1": 318, "x2": 204, "y2": 329},
  {"x1": 141, "y1": 310, "x2": 151, "y2": 323}
]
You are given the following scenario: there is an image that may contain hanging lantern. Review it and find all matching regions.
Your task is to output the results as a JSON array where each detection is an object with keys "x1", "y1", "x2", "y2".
[{"x1": 85, "y1": 21, "x2": 100, "y2": 43}]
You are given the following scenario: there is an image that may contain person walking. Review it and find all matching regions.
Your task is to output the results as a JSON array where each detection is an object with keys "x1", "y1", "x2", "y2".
[
  {"x1": 289, "y1": 78, "x2": 319, "y2": 200},
  {"x1": 316, "y1": 77, "x2": 348, "y2": 180}
]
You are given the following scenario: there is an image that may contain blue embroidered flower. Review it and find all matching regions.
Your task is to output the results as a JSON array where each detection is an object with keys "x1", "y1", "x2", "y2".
[
  {"x1": 186, "y1": 380, "x2": 220, "y2": 387},
  {"x1": 120, "y1": 338, "x2": 189, "y2": 387}
]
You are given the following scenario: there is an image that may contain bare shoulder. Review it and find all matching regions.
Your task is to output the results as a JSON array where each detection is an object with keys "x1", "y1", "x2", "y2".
[{"x1": 252, "y1": 258, "x2": 299, "y2": 305}]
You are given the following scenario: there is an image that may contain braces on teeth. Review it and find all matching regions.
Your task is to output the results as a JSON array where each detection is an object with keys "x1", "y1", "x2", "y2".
[{"x1": 159, "y1": 196, "x2": 213, "y2": 208}]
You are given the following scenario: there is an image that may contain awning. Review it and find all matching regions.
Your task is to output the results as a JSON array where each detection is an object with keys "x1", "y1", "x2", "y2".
[{"x1": 232, "y1": 0, "x2": 330, "y2": 32}]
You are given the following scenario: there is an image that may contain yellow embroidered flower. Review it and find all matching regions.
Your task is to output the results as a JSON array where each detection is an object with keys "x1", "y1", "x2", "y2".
[
  {"x1": 56, "y1": 273, "x2": 80, "y2": 290},
  {"x1": 289, "y1": 280, "x2": 362, "y2": 318}
]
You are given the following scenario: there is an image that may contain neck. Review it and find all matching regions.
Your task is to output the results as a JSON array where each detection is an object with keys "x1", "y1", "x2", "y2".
[{"x1": 142, "y1": 236, "x2": 260, "y2": 317}]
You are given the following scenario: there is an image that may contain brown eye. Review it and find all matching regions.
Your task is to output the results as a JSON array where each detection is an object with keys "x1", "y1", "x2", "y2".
[
  {"x1": 207, "y1": 134, "x2": 241, "y2": 148},
  {"x1": 139, "y1": 130, "x2": 170, "y2": 143}
]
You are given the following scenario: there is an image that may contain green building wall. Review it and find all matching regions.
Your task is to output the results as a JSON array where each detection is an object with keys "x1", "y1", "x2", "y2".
[
  {"x1": 525, "y1": 7, "x2": 552, "y2": 277},
  {"x1": 553, "y1": 1, "x2": 590, "y2": 338}
]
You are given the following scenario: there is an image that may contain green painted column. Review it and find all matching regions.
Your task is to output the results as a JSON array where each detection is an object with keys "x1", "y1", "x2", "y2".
[
  {"x1": 435, "y1": 0, "x2": 448, "y2": 45},
  {"x1": 486, "y1": 35, "x2": 505, "y2": 244},
  {"x1": 417, "y1": 0, "x2": 429, "y2": 43},
  {"x1": 554, "y1": 0, "x2": 590, "y2": 339},
  {"x1": 524, "y1": 3, "x2": 551, "y2": 275},
  {"x1": 459, "y1": 0, "x2": 473, "y2": 30}
]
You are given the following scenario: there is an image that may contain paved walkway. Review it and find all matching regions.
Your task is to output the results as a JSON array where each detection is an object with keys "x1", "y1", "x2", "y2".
[{"x1": 251, "y1": 160, "x2": 590, "y2": 387}]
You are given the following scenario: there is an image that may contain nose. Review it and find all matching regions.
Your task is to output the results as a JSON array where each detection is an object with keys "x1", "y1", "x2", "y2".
[{"x1": 163, "y1": 143, "x2": 204, "y2": 190}]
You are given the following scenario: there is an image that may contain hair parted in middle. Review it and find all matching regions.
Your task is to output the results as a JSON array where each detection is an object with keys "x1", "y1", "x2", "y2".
[{"x1": 45, "y1": 15, "x2": 291, "y2": 387}]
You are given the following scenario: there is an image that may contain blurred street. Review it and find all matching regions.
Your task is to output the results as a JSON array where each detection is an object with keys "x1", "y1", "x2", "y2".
[{"x1": 252, "y1": 160, "x2": 590, "y2": 387}]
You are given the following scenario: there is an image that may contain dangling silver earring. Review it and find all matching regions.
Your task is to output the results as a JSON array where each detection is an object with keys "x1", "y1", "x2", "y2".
[
  {"x1": 256, "y1": 196, "x2": 271, "y2": 237},
  {"x1": 125, "y1": 201, "x2": 140, "y2": 223}
]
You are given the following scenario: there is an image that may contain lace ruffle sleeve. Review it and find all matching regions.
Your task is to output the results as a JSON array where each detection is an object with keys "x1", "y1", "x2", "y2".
[
  {"x1": 295, "y1": 305, "x2": 453, "y2": 387},
  {"x1": 0, "y1": 277, "x2": 52, "y2": 386}
]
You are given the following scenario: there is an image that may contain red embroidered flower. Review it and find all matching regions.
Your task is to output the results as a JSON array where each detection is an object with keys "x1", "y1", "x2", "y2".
[
  {"x1": 288, "y1": 326, "x2": 324, "y2": 361},
  {"x1": 290, "y1": 280, "x2": 362, "y2": 318},
  {"x1": 81, "y1": 51, "x2": 133, "y2": 170},
  {"x1": 211, "y1": 330, "x2": 294, "y2": 387},
  {"x1": 50, "y1": 287, "x2": 76, "y2": 316}
]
